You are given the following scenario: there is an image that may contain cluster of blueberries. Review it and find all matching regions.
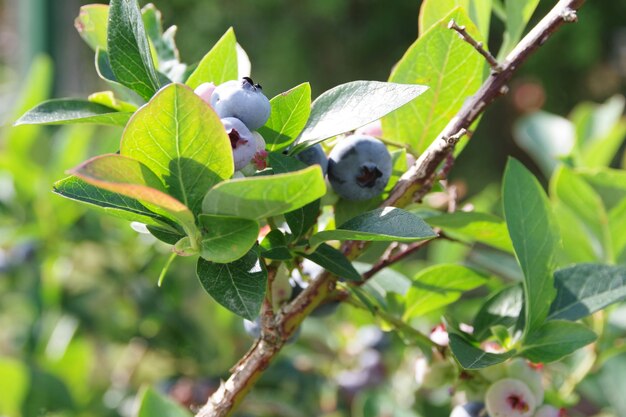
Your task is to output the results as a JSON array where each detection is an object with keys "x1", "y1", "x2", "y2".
[
  {"x1": 450, "y1": 359, "x2": 565, "y2": 417},
  {"x1": 194, "y1": 77, "x2": 393, "y2": 201},
  {"x1": 195, "y1": 77, "x2": 270, "y2": 172}
]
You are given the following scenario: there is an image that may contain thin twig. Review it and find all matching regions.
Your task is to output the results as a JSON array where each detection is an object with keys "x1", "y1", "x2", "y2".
[
  {"x1": 448, "y1": 19, "x2": 502, "y2": 72},
  {"x1": 362, "y1": 237, "x2": 437, "y2": 280},
  {"x1": 195, "y1": 2, "x2": 585, "y2": 415}
]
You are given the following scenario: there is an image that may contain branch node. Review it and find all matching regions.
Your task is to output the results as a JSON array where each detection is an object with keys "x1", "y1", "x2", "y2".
[
  {"x1": 444, "y1": 128, "x2": 467, "y2": 146},
  {"x1": 448, "y1": 19, "x2": 503, "y2": 73},
  {"x1": 499, "y1": 85, "x2": 510, "y2": 96},
  {"x1": 561, "y1": 8, "x2": 578, "y2": 23}
]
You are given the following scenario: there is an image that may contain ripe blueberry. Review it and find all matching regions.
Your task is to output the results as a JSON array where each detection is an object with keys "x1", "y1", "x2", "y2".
[
  {"x1": 295, "y1": 144, "x2": 328, "y2": 176},
  {"x1": 485, "y1": 378, "x2": 536, "y2": 417},
  {"x1": 450, "y1": 402, "x2": 489, "y2": 417},
  {"x1": 221, "y1": 117, "x2": 257, "y2": 170},
  {"x1": 327, "y1": 134, "x2": 392, "y2": 201},
  {"x1": 211, "y1": 77, "x2": 270, "y2": 130}
]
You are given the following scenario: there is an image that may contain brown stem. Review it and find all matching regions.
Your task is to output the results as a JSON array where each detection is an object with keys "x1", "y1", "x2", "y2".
[
  {"x1": 362, "y1": 237, "x2": 437, "y2": 280},
  {"x1": 195, "y1": 1, "x2": 585, "y2": 415},
  {"x1": 448, "y1": 19, "x2": 502, "y2": 72}
]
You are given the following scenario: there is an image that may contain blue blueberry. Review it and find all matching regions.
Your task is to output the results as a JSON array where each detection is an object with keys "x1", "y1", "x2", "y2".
[
  {"x1": 221, "y1": 117, "x2": 257, "y2": 170},
  {"x1": 450, "y1": 402, "x2": 489, "y2": 417},
  {"x1": 295, "y1": 144, "x2": 328, "y2": 176},
  {"x1": 211, "y1": 77, "x2": 270, "y2": 130},
  {"x1": 327, "y1": 134, "x2": 392, "y2": 201}
]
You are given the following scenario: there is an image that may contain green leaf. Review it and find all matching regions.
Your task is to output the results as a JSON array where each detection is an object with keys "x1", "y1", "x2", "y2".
[
  {"x1": 0, "y1": 358, "x2": 29, "y2": 417},
  {"x1": 121, "y1": 83, "x2": 233, "y2": 215},
  {"x1": 498, "y1": 0, "x2": 541, "y2": 59},
  {"x1": 299, "y1": 243, "x2": 361, "y2": 282},
  {"x1": 293, "y1": 81, "x2": 428, "y2": 151},
  {"x1": 419, "y1": 0, "x2": 492, "y2": 41},
  {"x1": 503, "y1": 158, "x2": 558, "y2": 335},
  {"x1": 14, "y1": 99, "x2": 132, "y2": 126},
  {"x1": 426, "y1": 212, "x2": 514, "y2": 253},
  {"x1": 552, "y1": 201, "x2": 599, "y2": 263},
  {"x1": 285, "y1": 201, "x2": 320, "y2": 241},
  {"x1": 135, "y1": 386, "x2": 191, "y2": 417},
  {"x1": 419, "y1": 0, "x2": 468, "y2": 35},
  {"x1": 473, "y1": 284, "x2": 524, "y2": 341},
  {"x1": 185, "y1": 27, "x2": 238, "y2": 88},
  {"x1": 202, "y1": 166, "x2": 326, "y2": 220},
  {"x1": 513, "y1": 111, "x2": 575, "y2": 177},
  {"x1": 578, "y1": 168, "x2": 626, "y2": 210},
  {"x1": 549, "y1": 264, "x2": 626, "y2": 321},
  {"x1": 449, "y1": 333, "x2": 515, "y2": 369},
  {"x1": 268, "y1": 153, "x2": 321, "y2": 240},
  {"x1": 196, "y1": 250, "x2": 267, "y2": 320},
  {"x1": 107, "y1": 0, "x2": 161, "y2": 101},
  {"x1": 88, "y1": 91, "x2": 137, "y2": 112},
  {"x1": 259, "y1": 83, "x2": 312, "y2": 152},
  {"x1": 74, "y1": 4, "x2": 109, "y2": 51},
  {"x1": 141, "y1": 4, "x2": 187, "y2": 83},
  {"x1": 382, "y1": 8, "x2": 485, "y2": 154},
  {"x1": 53, "y1": 175, "x2": 176, "y2": 230},
  {"x1": 609, "y1": 199, "x2": 626, "y2": 262},
  {"x1": 469, "y1": 0, "x2": 493, "y2": 42},
  {"x1": 198, "y1": 214, "x2": 259, "y2": 263},
  {"x1": 148, "y1": 226, "x2": 185, "y2": 245},
  {"x1": 550, "y1": 165, "x2": 608, "y2": 255},
  {"x1": 21, "y1": 370, "x2": 73, "y2": 416},
  {"x1": 95, "y1": 48, "x2": 120, "y2": 85},
  {"x1": 403, "y1": 264, "x2": 488, "y2": 319},
  {"x1": 571, "y1": 95, "x2": 625, "y2": 149},
  {"x1": 69, "y1": 154, "x2": 197, "y2": 238},
  {"x1": 267, "y1": 152, "x2": 306, "y2": 173},
  {"x1": 309, "y1": 207, "x2": 436, "y2": 250},
  {"x1": 582, "y1": 120, "x2": 626, "y2": 169},
  {"x1": 260, "y1": 229, "x2": 293, "y2": 260},
  {"x1": 521, "y1": 321, "x2": 597, "y2": 363}
]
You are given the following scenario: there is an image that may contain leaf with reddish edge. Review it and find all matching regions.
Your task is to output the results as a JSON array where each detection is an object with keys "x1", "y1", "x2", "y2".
[{"x1": 69, "y1": 153, "x2": 198, "y2": 241}]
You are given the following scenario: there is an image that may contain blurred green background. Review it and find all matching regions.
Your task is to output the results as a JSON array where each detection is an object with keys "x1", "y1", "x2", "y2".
[{"x1": 1, "y1": 1, "x2": 625, "y2": 416}]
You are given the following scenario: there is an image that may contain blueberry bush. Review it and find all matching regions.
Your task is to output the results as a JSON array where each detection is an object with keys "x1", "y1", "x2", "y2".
[{"x1": 7, "y1": 0, "x2": 626, "y2": 416}]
